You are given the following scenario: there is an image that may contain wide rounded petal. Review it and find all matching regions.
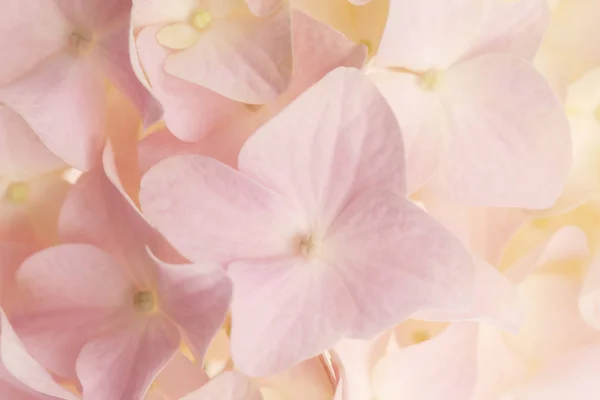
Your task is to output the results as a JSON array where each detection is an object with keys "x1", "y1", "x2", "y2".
[
  {"x1": 376, "y1": 0, "x2": 485, "y2": 70},
  {"x1": 76, "y1": 315, "x2": 180, "y2": 400},
  {"x1": 181, "y1": 371, "x2": 263, "y2": 400},
  {"x1": 150, "y1": 351, "x2": 209, "y2": 399},
  {"x1": 245, "y1": 0, "x2": 281, "y2": 16},
  {"x1": 135, "y1": 25, "x2": 244, "y2": 141},
  {"x1": 0, "y1": 55, "x2": 107, "y2": 170},
  {"x1": 229, "y1": 257, "x2": 355, "y2": 376},
  {"x1": 140, "y1": 155, "x2": 299, "y2": 264},
  {"x1": 368, "y1": 70, "x2": 446, "y2": 194},
  {"x1": 432, "y1": 54, "x2": 571, "y2": 208},
  {"x1": 465, "y1": 0, "x2": 550, "y2": 60},
  {"x1": 372, "y1": 323, "x2": 479, "y2": 400},
  {"x1": 0, "y1": 1, "x2": 68, "y2": 86},
  {"x1": 0, "y1": 312, "x2": 78, "y2": 400},
  {"x1": 154, "y1": 256, "x2": 232, "y2": 362},
  {"x1": 239, "y1": 67, "x2": 406, "y2": 226},
  {"x1": 0, "y1": 105, "x2": 66, "y2": 181},
  {"x1": 164, "y1": 6, "x2": 293, "y2": 104},
  {"x1": 10, "y1": 244, "x2": 133, "y2": 378},
  {"x1": 328, "y1": 192, "x2": 475, "y2": 338}
]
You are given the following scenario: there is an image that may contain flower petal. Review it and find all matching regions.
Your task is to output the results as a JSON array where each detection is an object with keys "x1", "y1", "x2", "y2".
[
  {"x1": 376, "y1": 0, "x2": 485, "y2": 70},
  {"x1": 154, "y1": 256, "x2": 232, "y2": 362},
  {"x1": 328, "y1": 192, "x2": 475, "y2": 338},
  {"x1": 239, "y1": 67, "x2": 406, "y2": 225},
  {"x1": 0, "y1": 55, "x2": 107, "y2": 170},
  {"x1": 76, "y1": 315, "x2": 180, "y2": 400},
  {"x1": 140, "y1": 155, "x2": 298, "y2": 264},
  {"x1": 10, "y1": 244, "x2": 132, "y2": 378},
  {"x1": 372, "y1": 323, "x2": 479, "y2": 400},
  {"x1": 432, "y1": 54, "x2": 571, "y2": 208},
  {"x1": 164, "y1": 5, "x2": 293, "y2": 104}
]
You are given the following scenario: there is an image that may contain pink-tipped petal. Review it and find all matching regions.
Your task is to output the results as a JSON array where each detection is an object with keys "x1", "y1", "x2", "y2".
[
  {"x1": 376, "y1": 0, "x2": 485, "y2": 70},
  {"x1": 465, "y1": 0, "x2": 550, "y2": 60},
  {"x1": 135, "y1": 25, "x2": 244, "y2": 141},
  {"x1": 76, "y1": 315, "x2": 180, "y2": 400},
  {"x1": 0, "y1": 55, "x2": 107, "y2": 170},
  {"x1": 181, "y1": 371, "x2": 262, "y2": 400},
  {"x1": 433, "y1": 54, "x2": 571, "y2": 208},
  {"x1": 164, "y1": 6, "x2": 293, "y2": 104},
  {"x1": 140, "y1": 155, "x2": 297, "y2": 264},
  {"x1": 154, "y1": 256, "x2": 232, "y2": 362},
  {"x1": 372, "y1": 323, "x2": 479, "y2": 400},
  {"x1": 239, "y1": 67, "x2": 406, "y2": 225},
  {"x1": 10, "y1": 244, "x2": 133, "y2": 379}
]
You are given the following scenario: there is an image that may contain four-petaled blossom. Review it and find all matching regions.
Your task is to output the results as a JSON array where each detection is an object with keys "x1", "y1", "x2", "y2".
[{"x1": 140, "y1": 67, "x2": 476, "y2": 375}]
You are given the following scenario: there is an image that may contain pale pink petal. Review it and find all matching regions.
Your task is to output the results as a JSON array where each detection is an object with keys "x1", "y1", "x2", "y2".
[
  {"x1": 153, "y1": 256, "x2": 232, "y2": 362},
  {"x1": 507, "y1": 344, "x2": 600, "y2": 400},
  {"x1": 0, "y1": 312, "x2": 78, "y2": 400},
  {"x1": 0, "y1": 105, "x2": 66, "y2": 181},
  {"x1": 0, "y1": 243, "x2": 33, "y2": 307},
  {"x1": 140, "y1": 155, "x2": 299, "y2": 264},
  {"x1": 54, "y1": 0, "x2": 132, "y2": 31},
  {"x1": 368, "y1": 70, "x2": 446, "y2": 193},
  {"x1": 431, "y1": 54, "x2": 570, "y2": 208},
  {"x1": 0, "y1": 1, "x2": 68, "y2": 86},
  {"x1": 285, "y1": 10, "x2": 367, "y2": 99},
  {"x1": 376, "y1": 0, "x2": 485, "y2": 70},
  {"x1": 228, "y1": 256, "x2": 355, "y2": 376},
  {"x1": 181, "y1": 371, "x2": 262, "y2": 400},
  {"x1": 238, "y1": 67, "x2": 406, "y2": 224},
  {"x1": 76, "y1": 315, "x2": 180, "y2": 400},
  {"x1": 151, "y1": 352, "x2": 209, "y2": 399},
  {"x1": 415, "y1": 258, "x2": 520, "y2": 331},
  {"x1": 136, "y1": 25, "x2": 244, "y2": 141},
  {"x1": 59, "y1": 170, "x2": 163, "y2": 286},
  {"x1": 465, "y1": 0, "x2": 550, "y2": 60},
  {"x1": 348, "y1": 0, "x2": 371, "y2": 4},
  {"x1": 245, "y1": 0, "x2": 282, "y2": 16},
  {"x1": 93, "y1": 23, "x2": 163, "y2": 127},
  {"x1": 0, "y1": 55, "x2": 107, "y2": 170},
  {"x1": 329, "y1": 192, "x2": 475, "y2": 338},
  {"x1": 10, "y1": 244, "x2": 133, "y2": 378},
  {"x1": 333, "y1": 334, "x2": 391, "y2": 400},
  {"x1": 164, "y1": 6, "x2": 293, "y2": 104},
  {"x1": 372, "y1": 323, "x2": 479, "y2": 400}
]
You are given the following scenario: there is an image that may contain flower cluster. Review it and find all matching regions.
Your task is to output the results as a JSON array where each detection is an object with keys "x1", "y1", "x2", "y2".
[{"x1": 1, "y1": 0, "x2": 599, "y2": 399}]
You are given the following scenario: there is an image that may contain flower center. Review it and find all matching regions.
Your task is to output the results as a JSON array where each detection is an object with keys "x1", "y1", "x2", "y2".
[
  {"x1": 157, "y1": 10, "x2": 213, "y2": 50},
  {"x1": 192, "y1": 10, "x2": 212, "y2": 30},
  {"x1": 5, "y1": 181, "x2": 30, "y2": 204},
  {"x1": 417, "y1": 69, "x2": 443, "y2": 92},
  {"x1": 295, "y1": 233, "x2": 322, "y2": 259},
  {"x1": 69, "y1": 31, "x2": 95, "y2": 54},
  {"x1": 133, "y1": 290, "x2": 157, "y2": 313}
]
